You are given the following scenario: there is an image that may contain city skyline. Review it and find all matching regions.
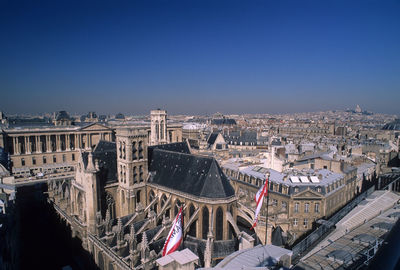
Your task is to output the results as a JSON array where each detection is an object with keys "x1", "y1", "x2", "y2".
[{"x1": 1, "y1": 0, "x2": 400, "y2": 115}]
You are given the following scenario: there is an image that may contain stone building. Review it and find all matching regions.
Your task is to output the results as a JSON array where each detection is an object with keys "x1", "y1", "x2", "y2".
[
  {"x1": 48, "y1": 110, "x2": 247, "y2": 270},
  {"x1": 0, "y1": 122, "x2": 114, "y2": 171},
  {"x1": 222, "y1": 162, "x2": 357, "y2": 243}
]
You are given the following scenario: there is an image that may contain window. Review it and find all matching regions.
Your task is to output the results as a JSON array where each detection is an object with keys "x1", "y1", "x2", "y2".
[
  {"x1": 293, "y1": 218, "x2": 298, "y2": 226},
  {"x1": 294, "y1": 187, "x2": 299, "y2": 193},
  {"x1": 43, "y1": 156, "x2": 47, "y2": 164},
  {"x1": 282, "y1": 201, "x2": 287, "y2": 210},
  {"x1": 294, "y1": 202, "x2": 299, "y2": 213},
  {"x1": 323, "y1": 165, "x2": 328, "y2": 169},
  {"x1": 315, "y1": 203, "x2": 320, "y2": 213},
  {"x1": 305, "y1": 203, "x2": 309, "y2": 213},
  {"x1": 304, "y1": 218, "x2": 308, "y2": 228},
  {"x1": 72, "y1": 153, "x2": 75, "y2": 161},
  {"x1": 317, "y1": 187, "x2": 322, "y2": 193},
  {"x1": 21, "y1": 158, "x2": 25, "y2": 166},
  {"x1": 272, "y1": 199, "x2": 278, "y2": 207},
  {"x1": 32, "y1": 157, "x2": 36, "y2": 165},
  {"x1": 62, "y1": 154, "x2": 66, "y2": 162},
  {"x1": 53, "y1": 155, "x2": 56, "y2": 163}
]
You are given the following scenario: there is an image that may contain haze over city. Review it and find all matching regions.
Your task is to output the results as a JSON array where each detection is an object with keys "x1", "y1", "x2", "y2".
[{"x1": 1, "y1": 0, "x2": 400, "y2": 115}]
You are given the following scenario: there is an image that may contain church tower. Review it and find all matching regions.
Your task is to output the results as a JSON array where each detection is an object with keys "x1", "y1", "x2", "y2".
[
  {"x1": 150, "y1": 109, "x2": 168, "y2": 146},
  {"x1": 116, "y1": 127, "x2": 148, "y2": 216}
]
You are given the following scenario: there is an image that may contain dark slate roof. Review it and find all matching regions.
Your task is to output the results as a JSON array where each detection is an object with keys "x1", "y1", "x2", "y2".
[
  {"x1": 148, "y1": 142, "x2": 191, "y2": 168},
  {"x1": 207, "y1": 133, "x2": 219, "y2": 145},
  {"x1": 149, "y1": 142, "x2": 190, "y2": 154},
  {"x1": 224, "y1": 131, "x2": 257, "y2": 145},
  {"x1": 82, "y1": 141, "x2": 117, "y2": 184},
  {"x1": 148, "y1": 149, "x2": 235, "y2": 199},
  {"x1": 211, "y1": 118, "x2": 236, "y2": 125}
]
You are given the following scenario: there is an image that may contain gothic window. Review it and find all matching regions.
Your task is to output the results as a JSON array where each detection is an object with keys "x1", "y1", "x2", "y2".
[
  {"x1": 133, "y1": 166, "x2": 137, "y2": 183},
  {"x1": 132, "y1": 141, "x2": 137, "y2": 160},
  {"x1": 123, "y1": 142, "x2": 126, "y2": 159},
  {"x1": 106, "y1": 192, "x2": 115, "y2": 219},
  {"x1": 174, "y1": 199, "x2": 181, "y2": 217},
  {"x1": 188, "y1": 204, "x2": 196, "y2": 237},
  {"x1": 161, "y1": 194, "x2": 167, "y2": 207},
  {"x1": 136, "y1": 190, "x2": 141, "y2": 204},
  {"x1": 138, "y1": 141, "x2": 143, "y2": 159},
  {"x1": 216, "y1": 207, "x2": 223, "y2": 240},
  {"x1": 202, "y1": 206, "x2": 209, "y2": 240}
]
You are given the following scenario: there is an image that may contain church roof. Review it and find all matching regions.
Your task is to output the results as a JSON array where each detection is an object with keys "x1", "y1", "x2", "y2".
[
  {"x1": 148, "y1": 149, "x2": 235, "y2": 199},
  {"x1": 207, "y1": 133, "x2": 219, "y2": 145},
  {"x1": 82, "y1": 141, "x2": 117, "y2": 184}
]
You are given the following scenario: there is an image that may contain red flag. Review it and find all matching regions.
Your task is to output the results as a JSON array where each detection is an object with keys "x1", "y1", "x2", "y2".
[
  {"x1": 162, "y1": 207, "x2": 183, "y2": 256},
  {"x1": 251, "y1": 177, "x2": 268, "y2": 229}
]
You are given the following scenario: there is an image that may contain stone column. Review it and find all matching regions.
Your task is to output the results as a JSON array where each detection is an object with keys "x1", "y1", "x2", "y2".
[
  {"x1": 66, "y1": 134, "x2": 70, "y2": 151},
  {"x1": 56, "y1": 135, "x2": 61, "y2": 151},
  {"x1": 35, "y1": 136, "x2": 40, "y2": 153},
  {"x1": 46, "y1": 135, "x2": 51, "y2": 152},
  {"x1": 13, "y1": 137, "x2": 19, "y2": 155},
  {"x1": 86, "y1": 133, "x2": 92, "y2": 149},
  {"x1": 24, "y1": 136, "x2": 29, "y2": 154}
]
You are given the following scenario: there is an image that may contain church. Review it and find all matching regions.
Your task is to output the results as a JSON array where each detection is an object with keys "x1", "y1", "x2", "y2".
[{"x1": 48, "y1": 110, "x2": 250, "y2": 270}]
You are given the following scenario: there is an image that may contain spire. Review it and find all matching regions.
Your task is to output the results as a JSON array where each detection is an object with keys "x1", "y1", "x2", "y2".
[
  {"x1": 105, "y1": 209, "x2": 111, "y2": 234},
  {"x1": 117, "y1": 218, "x2": 123, "y2": 247},
  {"x1": 129, "y1": 225, "x2": 137, "y2": 253},
  {"x1": 86, "y1": 152, "x2": 96, "y2": 172}
]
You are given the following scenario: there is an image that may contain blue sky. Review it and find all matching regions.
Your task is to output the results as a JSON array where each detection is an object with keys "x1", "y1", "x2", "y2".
[{"x1": 1, "y1": 0, "x2": 399, "y2": 115}]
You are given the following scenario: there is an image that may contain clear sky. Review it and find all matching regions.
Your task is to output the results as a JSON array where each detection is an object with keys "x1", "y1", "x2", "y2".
[{"x1": 1, "y1": 0, "x2": 399, "y2": 115}]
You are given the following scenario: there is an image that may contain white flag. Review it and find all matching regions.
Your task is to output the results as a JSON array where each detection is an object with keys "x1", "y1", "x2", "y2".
[
  {"x1": 162, "y1": 207, "x2": 183, "y2": 256},
  {"x1": 251, "y1": 177, "x2": 268, "y2": 229}
]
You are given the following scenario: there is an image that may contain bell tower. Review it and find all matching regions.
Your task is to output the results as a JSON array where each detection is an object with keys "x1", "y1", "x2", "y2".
[
  {"x1": 116, "y1": 127, "x2": 148, "y2": 216},
  {"x1": 150, "y1": 109, "x2": 168, "y2": 146}
]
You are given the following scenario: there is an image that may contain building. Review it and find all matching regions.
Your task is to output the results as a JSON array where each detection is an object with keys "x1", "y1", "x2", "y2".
[
  {"x1": 222, "y1": 161, "x2": 358, "y2": 243},
  {"x1": 47, "y1": 110, "x2": 252, "y2": 270}
]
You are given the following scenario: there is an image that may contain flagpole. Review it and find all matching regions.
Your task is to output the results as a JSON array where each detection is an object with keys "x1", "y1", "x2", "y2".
[{"x1": 265, "y1": 172, "x2": 270, "y2": 245}]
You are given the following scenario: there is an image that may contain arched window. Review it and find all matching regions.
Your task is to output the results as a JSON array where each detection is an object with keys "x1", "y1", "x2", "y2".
[
  {"x1": 202, "y1": 207, "x2": 209, "y2": 239},
  {"x1": 188, "y1": 204, "x2": 197, "y2": 237},
  {"x1": 137, "y1": 190, "x2": 141, "y2": 204},
  {"x1": 174, "y1": 199, "x2": 181, "y2": 217},
  {"x1": 106, "y1": 192, "x2": 116, "y2": 219},
  {"x1": 155, "y1": 120, "x2": 159, "y2": 140},
  {"x1": 216, "y1": 207, "x2": 224, "y2": 240},
  {"x1": 160, "y1": 120, "x2": 164, "y2": 140},
  {"x1": 123, "y1": 141, "x2": 126, "y2": 159}
]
